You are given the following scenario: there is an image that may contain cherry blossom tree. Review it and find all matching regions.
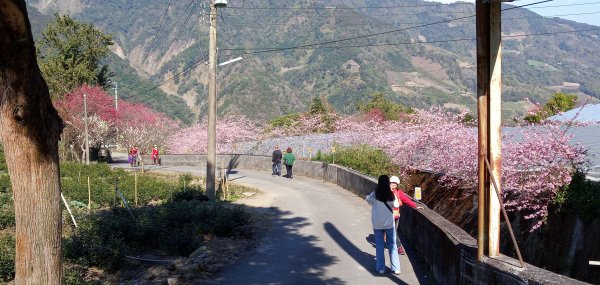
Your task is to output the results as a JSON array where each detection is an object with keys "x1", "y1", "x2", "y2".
[
  {"x1": 55, "y1": 85, "x2": 179, "y2": 160},
  {"x1": 337, "y1": 108, "x2": 588, "y2": 230},
  {"x1": 167, "y1": 116, "x2": 263, "y2": 154}
]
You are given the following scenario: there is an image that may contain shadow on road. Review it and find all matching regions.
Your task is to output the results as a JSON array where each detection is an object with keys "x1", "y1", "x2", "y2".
[
  {"x1": 324, "y1": 222, "x2": 408, "y2": 284},
  {"x1": 205, "y1": 208, "x2": 343, "y2": 284}
]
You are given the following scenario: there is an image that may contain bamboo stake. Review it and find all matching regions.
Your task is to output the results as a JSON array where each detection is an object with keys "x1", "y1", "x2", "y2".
[
  {"x1": 114, "y1": 177, "x2": 118, "y2": 208},
  {"x1": 87, "y1": 176, "x2": 91, "y2": 212},
  {"x1": 61, "y1": 192, "x2": 78, "y2": 228},
  {"x1": 134, "y1": 173, "x2": 138, "y2": 207},
  {"x1": 225, "y1": 173, "x2": 229, "y2": 200}
]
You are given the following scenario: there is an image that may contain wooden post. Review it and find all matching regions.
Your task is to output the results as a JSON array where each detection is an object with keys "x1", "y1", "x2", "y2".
[
  {"x1": 476, "y1": 0, "x2": 491, "y2": 261},
  {"x1": 488, "y1": 1, "x2": 503, "y2": 257},
  {"x1": 476, "y1": 0, "x2": 503, "y2": 259},
  {"x1": 87, "y1": 177, "x2": 91, "y2": 212},
  {"x1": 114, "y1": 177, "x2": 118, "y2": 207},
  {"x1": 134, "y1": 173, "x2": 138, "y2": 207}
]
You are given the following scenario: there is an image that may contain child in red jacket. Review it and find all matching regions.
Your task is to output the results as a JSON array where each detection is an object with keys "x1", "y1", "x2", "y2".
[{"x1": 390, "y1": 176, "x2": 423, "y2": 255}]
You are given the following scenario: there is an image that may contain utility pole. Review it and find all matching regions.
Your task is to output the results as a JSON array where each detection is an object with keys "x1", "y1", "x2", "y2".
[
  {"x1": 83, "y1": 93, "x2": 90, "y2": 165},
  {"x1": 114, "y1": 81, "x2": 118, "y2": 111},
  {"x1": 206, "y1": 0, "x2": 218, "y2": 200}
]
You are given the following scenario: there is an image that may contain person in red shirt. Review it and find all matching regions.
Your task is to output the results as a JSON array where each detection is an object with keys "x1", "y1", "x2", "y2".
[
  {"x1": 390, "y1": 176, "x2": 423, "y2": 255},
  {"x1": 151, "y1": 145, "x2": 160, "y2": 165}
]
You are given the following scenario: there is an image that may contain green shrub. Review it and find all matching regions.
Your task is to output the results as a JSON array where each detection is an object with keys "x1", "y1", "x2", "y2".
[
  {"x1": 268, "y1": 113, "x2": 300, "y2": 128},
  {"x1": 0, "y1": 232, "x2": 15, "y2": 282},
  {"x1": 0, "y1": 193, "x2": 14, "y2": 230},
  {"x1": 64, "y1": 201, "x2": 252, "y2": 269},
  {"x1": 357, "y1": 92, "x2": 413, "y2": 120},
  {"x1": 63, "y1": 211, "x2": 126, "y2": 269},
  {"x1": 60, "y1": 162, "x2": 178, "y2": 207},
  {"x1": 172, "y1": 189, "x2": 208, "y2": 202},
  {"x1": 312, "y1": 144, "x2": 399, "y2": 177},
  {"x1": 555, "y1": 171, "x2": 600, "y2": 220},
  {"x1": 63, "y1": 266, "x2": 103, "y2": 285}
]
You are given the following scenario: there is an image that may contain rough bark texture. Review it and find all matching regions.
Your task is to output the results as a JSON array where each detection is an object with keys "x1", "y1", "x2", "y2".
[{"x1": 0, "y1": 1, "x2": 64, "y2": 284}]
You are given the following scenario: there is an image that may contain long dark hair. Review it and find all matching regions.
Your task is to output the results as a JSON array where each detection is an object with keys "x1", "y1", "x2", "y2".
[{"x1": 376, "y1": 175, "x2": 395, "y2": 202}]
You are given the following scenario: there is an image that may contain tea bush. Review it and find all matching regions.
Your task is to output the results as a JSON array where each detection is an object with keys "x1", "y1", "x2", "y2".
[
  {"x1": 0, "y1": 192, "x2": 14, "y2": 230},
  {"x1": 60, "y1": 162, "x2": 177, "y2": 207},
  {"x1": 64, "y1": 201, "x2": 252, "y2": 269},
  {"x1": 0, "y1": 232, "x2": 15, "y2": 282},
  {"x1": 312, "y1": 144, "x2": 399, "y2": 177}
]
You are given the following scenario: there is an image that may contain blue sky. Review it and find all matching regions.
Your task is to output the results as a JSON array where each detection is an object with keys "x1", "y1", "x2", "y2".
[{"x1": 430, "y1": 0, "x2": 600, "y2": 27}]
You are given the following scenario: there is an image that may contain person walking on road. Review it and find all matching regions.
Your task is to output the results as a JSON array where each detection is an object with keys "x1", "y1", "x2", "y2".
[
  {"x1": 282, "y1": 147, "x2": 296, "y2": 179},
  {"x1": 390, "y1": 175, "x2": 423, "y2": 255},
  {"x1": 272, "y1": 146, "x2": 283, "y2": 176},
  {"x1": 367, "y1": 175, "x2": 401, "y2": 275}
]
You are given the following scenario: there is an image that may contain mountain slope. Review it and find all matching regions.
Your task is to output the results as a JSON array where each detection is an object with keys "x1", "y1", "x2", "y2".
[{"x1": 27, "y1": 0, "x2": 600, "y2": 122}]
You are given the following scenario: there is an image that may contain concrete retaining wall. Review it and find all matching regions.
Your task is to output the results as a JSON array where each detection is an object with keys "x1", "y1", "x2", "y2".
[{"x1": 156, "y1": 154, "x2": 587, "y2": 285}]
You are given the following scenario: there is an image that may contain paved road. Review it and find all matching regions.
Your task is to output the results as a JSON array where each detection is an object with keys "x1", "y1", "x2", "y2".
[{"x1": 116, "y1": 162, "x2": 435, "y2": 285}]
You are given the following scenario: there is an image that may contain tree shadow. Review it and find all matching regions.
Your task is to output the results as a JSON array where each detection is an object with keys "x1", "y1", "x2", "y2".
[
  {"x1": 203, "y1": 208, "x2": 343, "y2": 284},
  {"x1": 324, "y1": 222, "x2": 408, "y2": 285}
]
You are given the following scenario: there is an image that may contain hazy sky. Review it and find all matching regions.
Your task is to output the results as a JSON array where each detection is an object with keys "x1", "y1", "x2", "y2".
[{"x1": 429, "y1": 0, "x2": 600, "y2": 27}]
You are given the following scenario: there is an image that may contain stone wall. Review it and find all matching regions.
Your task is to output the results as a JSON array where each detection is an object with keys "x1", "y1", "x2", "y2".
[
  {"x1": 406, "y1": 171, "x2": 599, "y2": 284},
  {"x1": 155, "y1": 154, "x2": 588, "y2": 285}
]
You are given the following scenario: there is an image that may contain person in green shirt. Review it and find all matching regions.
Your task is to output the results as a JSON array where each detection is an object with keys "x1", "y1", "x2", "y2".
[{"x1": 282, "y1": 147, "x2": 296, "y2": 179}]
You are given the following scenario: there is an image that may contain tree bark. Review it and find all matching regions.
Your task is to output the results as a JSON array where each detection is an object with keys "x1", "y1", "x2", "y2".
[{"x1": 0, "y1": 1, "x2": 64, "y2": 284}]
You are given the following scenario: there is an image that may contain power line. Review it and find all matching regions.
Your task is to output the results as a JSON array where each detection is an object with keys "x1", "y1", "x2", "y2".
[
  {"x1": 120, "y1": 0, "x2": 600, "y2": 121},
  {"x1": 219, "y1": 27, "x2": 600, "y2": 54},
  {"x1": 146, "y1": 0, "x2": 175, "y2": 59},
  {"x1": 123, "y1": 55, "x2": 208, "y2": 104},
  {"x1": 223, "y1": 0, "x2": 600, "y2": 10},
  {"x1": 223, "y1": 2, "x2": 473, "y2": 10},
  {"x1": 124, "y1": 24, "x2": 600, "y2": 122},
  {"x1": 219, "y1": 0, "x2": 555, "y2": 54},
  {"x1": 213, "y1": 1, "x2": 600, "y2": 19},
  {"x1": 127, "y1": 0, "x2": 558, "y2": 111},
  {"x1": 525, "y1": 0, "x2": 600, "y2": 9},
  {"x1": 213, "y1": 9, "x2": 476, "y2": 19},
  {"x1": 147, "y1": 0, "x2": 196, "y2": 57},
  {"x1": 163, "y1": 0, "x2": 200, "y2": 52},
  {"x1": 219, "y1": 11, "x2": 600, "y2": 27}
]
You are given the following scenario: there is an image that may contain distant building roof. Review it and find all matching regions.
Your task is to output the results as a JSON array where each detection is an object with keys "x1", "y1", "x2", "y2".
[
  {"x1": 569, "y1": 125, "x2": 600, "y2": 181},
  {"x1": 548, "y1": 104, "x2": 600, "y2": 123}
]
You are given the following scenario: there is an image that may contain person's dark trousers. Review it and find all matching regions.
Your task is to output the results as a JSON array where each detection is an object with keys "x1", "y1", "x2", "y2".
[{"x1": 285, "y1": 164, "x2": 293, "y2": 178}]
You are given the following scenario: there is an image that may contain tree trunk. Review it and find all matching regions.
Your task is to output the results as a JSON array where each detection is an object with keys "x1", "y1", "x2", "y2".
[{"x1": 0, "y1": 1, "x2": 64, "y2": 284}]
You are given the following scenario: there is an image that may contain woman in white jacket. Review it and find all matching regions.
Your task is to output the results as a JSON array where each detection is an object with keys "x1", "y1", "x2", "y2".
[{"x1": 366, "y1": 175, "x2": 401, "y2": 275}]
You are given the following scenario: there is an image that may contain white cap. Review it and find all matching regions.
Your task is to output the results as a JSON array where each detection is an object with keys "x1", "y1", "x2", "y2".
[{"x1": 390, "y1": 176, "x2": 400, "y2": 184}]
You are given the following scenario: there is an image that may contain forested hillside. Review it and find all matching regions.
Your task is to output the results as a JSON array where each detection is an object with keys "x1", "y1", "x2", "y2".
[{"x1": 27, "y1": 0, "x2": 600, "y2": 122}]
